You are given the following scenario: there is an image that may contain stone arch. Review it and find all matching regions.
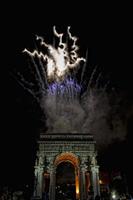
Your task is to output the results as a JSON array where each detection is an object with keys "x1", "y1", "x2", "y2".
[
  {"x1": 33, "y1": 134, "x2": 100, "y2": 200},
  {"x1": 54, "y1": 152, "x2": 80, "y2": 199},
  {"x1": 54, "y1": 152, "x2": 79, "y2": 168}
]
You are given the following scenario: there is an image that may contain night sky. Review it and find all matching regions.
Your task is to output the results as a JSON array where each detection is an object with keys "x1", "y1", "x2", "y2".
[{"x1": 1, "y1": 5, "x2": 133, "y2": 193}]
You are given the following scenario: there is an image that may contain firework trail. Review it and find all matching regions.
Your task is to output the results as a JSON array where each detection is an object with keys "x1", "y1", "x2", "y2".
[{"x1": 17, "y1": 26, "x2": 127, "y2": 148}]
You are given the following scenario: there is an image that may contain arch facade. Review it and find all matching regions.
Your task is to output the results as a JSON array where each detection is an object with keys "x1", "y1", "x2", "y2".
[{"x1": 33, "y1": 134, "x2": 100, "y2": 200}]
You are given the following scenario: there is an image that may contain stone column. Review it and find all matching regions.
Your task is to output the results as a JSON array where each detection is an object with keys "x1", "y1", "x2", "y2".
[
  {"x1": 33, "y1": 154, "x2": 45, "y2": 199},
  {"x1": 33, "y1": 166, "x2": 44, "y2": 199},
  {"x1": 49, "y1": 165, "x2": 56, "y2": 200},
  {"x1": 80, "y1": 164, "x2": 87, "y2": 200},
  {"x1": 90, "y1": 160, "x2": 100, "y2": 198}
]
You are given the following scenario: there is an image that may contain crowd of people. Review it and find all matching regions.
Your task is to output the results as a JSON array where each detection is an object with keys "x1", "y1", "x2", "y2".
[
  {"x1": 0, "y1": 187, "x2": 30, "y2": 200},
  {"x1": 0, "y1": 187, "x2": 133, "y2": 200}
]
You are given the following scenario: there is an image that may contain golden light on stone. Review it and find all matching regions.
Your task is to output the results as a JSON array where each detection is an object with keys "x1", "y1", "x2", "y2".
[
  {"x1": 54, "y1": 152, "x2": 79, "y2": 167},
  {"x1": 99, "y1": 179, "x2": 103, "y2": 184},
  {"x1": 54, "y1": 152, "x2": 80, "y2": 199},
  {"x1": 76, "y1": 174, "x2": 80, "y2": 199}
]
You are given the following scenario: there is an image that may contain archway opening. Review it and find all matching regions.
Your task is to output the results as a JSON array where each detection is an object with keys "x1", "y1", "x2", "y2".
[{"x1": 56, "y1": 161, "x2": 76, "y2": 200}]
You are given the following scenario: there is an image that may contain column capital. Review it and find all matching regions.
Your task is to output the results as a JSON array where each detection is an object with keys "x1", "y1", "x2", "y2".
[
  {"x1": 47, "y1": 163, "x2": 56, "y2": 174},
  {"x1": 90, "y1": 165, "x2": 99, "y2": 174},
  {"x1": 90, "y1": 154, "x2": 97, "y2": 166},
  {"x1": 80, "y1": 161, "x2": 88, "y2": 171}
]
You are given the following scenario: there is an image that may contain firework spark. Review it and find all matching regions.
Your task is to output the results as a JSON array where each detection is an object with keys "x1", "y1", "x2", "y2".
[{"x1": 23, "y1": 26, "x2": 85, "y2": 81}]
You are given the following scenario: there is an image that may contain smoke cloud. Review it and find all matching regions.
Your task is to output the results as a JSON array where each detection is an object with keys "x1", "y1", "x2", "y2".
[{"x1": 15, "y1": 27, "x2": 129, "y2": 149}]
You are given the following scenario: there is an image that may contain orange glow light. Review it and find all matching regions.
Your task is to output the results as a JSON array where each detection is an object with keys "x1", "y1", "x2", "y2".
[{"x1": 99, "y1": 180, "x2": 103, "y2": 184}]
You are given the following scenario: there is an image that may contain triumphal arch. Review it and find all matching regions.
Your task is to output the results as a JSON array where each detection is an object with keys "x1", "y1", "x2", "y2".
[{"x1": 33, "y1": 133, "x2": 100, "y2": 200}]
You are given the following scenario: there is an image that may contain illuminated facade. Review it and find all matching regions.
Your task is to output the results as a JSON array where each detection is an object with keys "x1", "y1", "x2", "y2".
[{"x1": 32, "y1": 133, "x2": 100, "y2": 200}]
